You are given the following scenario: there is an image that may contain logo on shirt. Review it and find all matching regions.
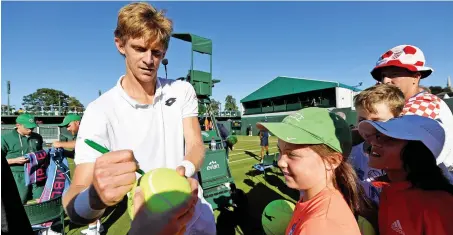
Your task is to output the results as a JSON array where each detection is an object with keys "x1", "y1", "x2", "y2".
[
  {"x1": 264, "y1": 212, "x2": 275, "y2": 221},
  {"x1": 391, "y1": 220, "x2": 405, "y2": 235},
  {"x1": 368, "y1": 169, "x2": 383, "y2": 181},
  {"x1": 288, "y1": 219, "x2": 300, "y2": 235},
  {"x1": 165, "y1": 97, "x2": 176, "y2": 106},
  {"x1": 287, "y1": 112, "x2": 304, "y2": 122}
]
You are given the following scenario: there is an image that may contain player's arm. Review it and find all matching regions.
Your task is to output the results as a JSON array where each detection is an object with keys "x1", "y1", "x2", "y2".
[
  {"x1": 182, "y1": 116, "x2": 205, "y2": 172},
  {"x1": 179, "y1": 81, "x2": 205, "y2": 175},
  {"x1": 63, "y1": 151, "x2": 138, "y2": 225},
  {"x1": 62, "y1": 163, "x2": 98, "y2": 224},
  {"x1": 62, "y1": 104, "x2": 107, "y2": 224}
]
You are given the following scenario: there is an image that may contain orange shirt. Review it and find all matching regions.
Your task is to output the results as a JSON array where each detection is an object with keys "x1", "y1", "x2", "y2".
[
  {"x1": 285, "y1": 188, "x2": 361, "y2": 235},
  {"x1": 379, "y1": 181, "x2": 453, "y2": 235}
]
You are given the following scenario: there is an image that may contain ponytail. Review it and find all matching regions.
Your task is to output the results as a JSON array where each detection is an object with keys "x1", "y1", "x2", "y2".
[
  {"x1": 334, "y1": 161, "x2": 378, "y2": 231},
  {"x1": 333, "y1": 161, "x2": 361, "y2": 214},
  {"x1": 311, "y1": 144, "x2": 379, "y2": 232}
]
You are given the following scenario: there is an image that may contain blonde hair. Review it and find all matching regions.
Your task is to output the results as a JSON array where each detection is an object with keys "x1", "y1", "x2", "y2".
[
  {"x1": 114, "y1": 2, "x2": 173, "y2": 49},
  {"x1": 354, "y1": 84, "x2": 405, "y2": 117}
]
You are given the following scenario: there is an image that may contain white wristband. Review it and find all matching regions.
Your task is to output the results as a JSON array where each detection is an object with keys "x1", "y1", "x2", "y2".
[
  {"x1": 74, "y1": 187, "x2": 105, "y2": 220},
  {"x1": 179, "y1": 160, "x2": 196, "y2": 178}
]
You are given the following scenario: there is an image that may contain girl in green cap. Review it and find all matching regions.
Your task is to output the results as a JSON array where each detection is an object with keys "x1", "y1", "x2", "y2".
[{"x1": 257, "y1": 107, "x2": 377, "y2": 235}]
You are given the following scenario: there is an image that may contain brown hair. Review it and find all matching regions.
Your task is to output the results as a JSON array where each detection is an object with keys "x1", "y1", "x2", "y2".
[
  {"x1": 114, "y1": 2, "x2": 173, "y2": 49},
  {"x1": 354, "y1": 84, "x2": 405, "y2": 116},
  {"x1": 310, "y1": 144, "x2": 379, "y2": 232}
]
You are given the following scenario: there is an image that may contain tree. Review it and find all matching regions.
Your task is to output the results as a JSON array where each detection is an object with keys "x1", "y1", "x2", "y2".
[
  {"x1": 209, "y1": 99, "x2": 220, "y2": 113},
  {"x1": 67, "y1": 96, "x2": 84, "y2": 112},
  {"x1": 428, "y1": 86, "x2": 452, "y2": 95},
  {"x1": 429, "y1": 86, "x2": 443, "y2": 95},
  {"x1": 198, "y1": 104, "x2": 207, "y2": 115},
  {"x1": 22, "y1": 88, "x2": 84, "y2": 112},
  {"x1": 224, "y1": 95, "x2": 238, "y2": 111}
]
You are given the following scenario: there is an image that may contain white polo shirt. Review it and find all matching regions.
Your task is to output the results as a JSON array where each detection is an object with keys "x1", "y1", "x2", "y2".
[{"x1": 75, "y1": 76, "x2": 215, "y2": 234}]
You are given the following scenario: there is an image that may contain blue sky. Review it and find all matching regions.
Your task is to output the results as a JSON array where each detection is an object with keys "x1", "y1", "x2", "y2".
[{"x1": 2, "y1": 1, "x2": 453, "y2": 109}]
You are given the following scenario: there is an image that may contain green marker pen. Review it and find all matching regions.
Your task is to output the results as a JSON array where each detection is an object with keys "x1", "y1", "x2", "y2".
[{"x1": 84, "y1": 139, "x2": 145, "y2": 175}]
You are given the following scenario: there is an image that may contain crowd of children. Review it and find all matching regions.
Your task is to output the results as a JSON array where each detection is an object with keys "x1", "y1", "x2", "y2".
[{"x1": 258, "y1": 45, "x2": 453, "y2": 235}]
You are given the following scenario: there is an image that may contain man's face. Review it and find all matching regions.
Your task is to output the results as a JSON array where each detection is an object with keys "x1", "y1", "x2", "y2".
[
  {"x1": 16, "y1": 124, "x2": 33, "y2": 136},
  {"x1": 357, "y1": 103, "x2": 406, "y2": 170},
  {"x1": 357, "y1": 102, "x2": 396, "y2": 123},
  {"x1": 379, "y1": 67, "x2": 420, "y2": 97},
  {"x1": 66, "y1": 121, "x2": 80, "y2": 136},
  {"x1": 353, "y1": 103, "x2": 396, "y2": 145},
  {"x1": 115, "y1": 37, "x2": 166, "y2": 84}
]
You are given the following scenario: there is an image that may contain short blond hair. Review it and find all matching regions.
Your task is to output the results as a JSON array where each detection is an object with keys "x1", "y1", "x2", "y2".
[
  {"x1": 114, "y1": 2, "x2": 173, "y2": 49},
  {"x1": 354, "y1": 84, "x2": 405, "y2": 117}
]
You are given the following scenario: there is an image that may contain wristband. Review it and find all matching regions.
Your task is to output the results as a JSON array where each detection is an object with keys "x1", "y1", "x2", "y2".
[
  {"x1": 179, "y1": 160, "x2": 196, "y2": 178},
  {"x1": 74, "y1": 187, "x2": 105, "y2": 220}
]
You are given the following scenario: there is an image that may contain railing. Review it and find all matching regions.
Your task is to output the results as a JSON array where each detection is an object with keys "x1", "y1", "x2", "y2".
[
  {"x1": 262, "y1": 106, "x2": 274, "y2": 113},
  {"x1": 274, "y1": 104, "x2": 287, "y2": 112},
  {"x1": 200, "y1": 111, "x2": 241, "y2": 117},
  {"x1": 1, "y1": 125, "x2": 60, "y2": 144},
  {"x1": 244, "y1": 107, "x2": 262, "y2": 115},
  {"x1": 1, "y1": 106, "x2": 85, "y2": 116},
  {"x1": 243, "y1": 102, "x2": 308, "y2": 115},
  {"x1": 286, "y1": 102, "x2": 303, "y2": 111}
]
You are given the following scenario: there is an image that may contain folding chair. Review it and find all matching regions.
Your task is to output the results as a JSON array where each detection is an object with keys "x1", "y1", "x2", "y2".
[
  {"x1": 24, "y1": 196, "x2": 65, "y2": 235},
  {"x1": 24, "y1": 148, "x2": 71, "y2": 234},
  {"x1": 252, "y1": 153, "x2": 277, "y2": 175}
]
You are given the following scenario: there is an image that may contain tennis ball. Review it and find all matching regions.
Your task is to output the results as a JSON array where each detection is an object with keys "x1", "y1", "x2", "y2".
[
  {"x1": 262, "y1": 199, "x2": 296, "y2": 235},
  {"x1": 127, "y1": 168, "x2": 192, "y2": 219}
]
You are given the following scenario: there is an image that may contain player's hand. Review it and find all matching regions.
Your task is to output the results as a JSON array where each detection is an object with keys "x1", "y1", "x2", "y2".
[
  {"x1": 129, "y1": 177, "x2": 199, "y2": 235},
  {"x1": 91, "y1": 150, "x2": 138, "y2": 209},
  {"x1": 176, "y1": 165, "x2": 186, "y2": 178}
]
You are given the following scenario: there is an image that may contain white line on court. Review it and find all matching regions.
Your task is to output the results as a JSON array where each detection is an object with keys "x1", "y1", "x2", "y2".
[
  {"x1": 229, "y1": 146, "x2": 278, "y2": 163},
  {"x1": 239, "y1": 140, "x2": 277, "y2": 142}
]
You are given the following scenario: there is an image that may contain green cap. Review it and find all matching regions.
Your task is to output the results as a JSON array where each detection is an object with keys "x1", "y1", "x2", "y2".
[
  {"x1": 256, "y1": 107, "x2": 352, "y2": 155},
  {"x1": 59, "y1": 114, "x2": 81, "y2": 127},
  {"x1": 16, "y1": 113, "x2": 38, "y2": 129}
]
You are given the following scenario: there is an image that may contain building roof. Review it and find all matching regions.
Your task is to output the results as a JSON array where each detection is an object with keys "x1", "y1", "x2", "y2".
[{"x1": 240, "y1": 76, "x2": 361, "y2": 103}]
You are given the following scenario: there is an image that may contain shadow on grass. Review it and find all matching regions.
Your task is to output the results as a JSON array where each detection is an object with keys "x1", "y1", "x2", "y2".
[
  {"x1": 65, "y1": 196, "x2": 130, "y2": 235},
  {"x1": 244, "y1": 150, "x2": 260, "y2": 161},
  {"x1": 217, "y1": 182, "x2": 285, "y2": 235},
  {"x1": 216, "y1": 169, "x2": 300, "y2": 235}
]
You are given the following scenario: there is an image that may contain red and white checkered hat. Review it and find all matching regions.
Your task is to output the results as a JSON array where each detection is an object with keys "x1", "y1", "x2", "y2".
[{"x1": 371, "y1": 45, "x2": 433, "y2": 81}]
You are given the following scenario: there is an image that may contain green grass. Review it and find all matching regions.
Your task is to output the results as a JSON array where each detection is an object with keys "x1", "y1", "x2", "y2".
[{"x1": 63, "y1": 135, "x2": 300, "y2": 235}]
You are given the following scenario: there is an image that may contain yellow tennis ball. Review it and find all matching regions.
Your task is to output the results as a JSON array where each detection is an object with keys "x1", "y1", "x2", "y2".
[
  {"x1": 262, "y1": 199, "x2": 296, "y2": 235},
  {"x1": 128, "y1": 168, "x2": 192, "y2": 219}
]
